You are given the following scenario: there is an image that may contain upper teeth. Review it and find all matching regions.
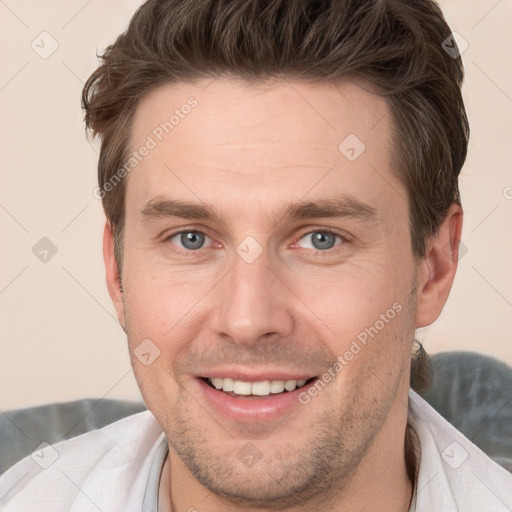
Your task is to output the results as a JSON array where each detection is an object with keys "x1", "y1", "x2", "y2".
[{"x1": 208, "y1": 378, "x2": 309, "y2": 396}]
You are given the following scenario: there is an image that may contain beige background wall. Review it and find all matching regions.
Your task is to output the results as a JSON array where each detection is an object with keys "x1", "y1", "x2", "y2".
[{"x1": 1, "y1": 0, "x2": 511, "y2": 410}]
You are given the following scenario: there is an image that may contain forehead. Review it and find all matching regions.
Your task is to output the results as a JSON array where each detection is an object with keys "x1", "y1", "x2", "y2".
[
  {"x1": 130, "y1": 77, "x2": 390, "y2": 153},
  {"x1": 126, "y1": 77, "x2": 403, "y2": 221}
]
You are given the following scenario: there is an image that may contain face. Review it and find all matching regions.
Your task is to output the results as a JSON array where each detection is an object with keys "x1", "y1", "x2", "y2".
[{"x1": 110, "y1": 78, "x2": 423, "y2": 507}]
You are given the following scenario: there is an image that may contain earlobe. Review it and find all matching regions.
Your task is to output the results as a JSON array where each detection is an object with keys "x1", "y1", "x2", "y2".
[
  {"x1": 103, "y1": 222, "x2": 126, "y2": 330},
  {"x1": 415, "y1": 204, "x2": 463, "y2": 328}
]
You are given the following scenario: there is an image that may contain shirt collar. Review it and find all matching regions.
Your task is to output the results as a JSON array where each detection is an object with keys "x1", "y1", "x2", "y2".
[{"x1": 142, "y1": 435, "x2": 169, "y2": 512}]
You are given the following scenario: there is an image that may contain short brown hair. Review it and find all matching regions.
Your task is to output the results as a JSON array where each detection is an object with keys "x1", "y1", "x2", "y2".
[{"x1": 82, "y1": 0, "x2": 469, "y2": 271}]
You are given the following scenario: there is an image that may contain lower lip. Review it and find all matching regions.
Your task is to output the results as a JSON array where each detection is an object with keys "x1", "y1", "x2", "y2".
[{"x1": 195, "y1": 377, "x2": 317, "y2": 423}]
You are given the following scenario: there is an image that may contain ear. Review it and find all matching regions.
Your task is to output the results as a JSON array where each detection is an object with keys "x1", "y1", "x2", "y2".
[
  {"x1": 415, "y1": 204, "x2": 463, "y2": 328},
  {"x1": 103, "y1": 222, "x2": 126, "y2": 330}
]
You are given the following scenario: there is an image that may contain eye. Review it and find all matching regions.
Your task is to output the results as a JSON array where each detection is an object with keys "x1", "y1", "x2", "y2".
[
  {"x1": 167, "y1": 230, "x2": 212, "y2": 251},
  {"x1": 296, "y1": 229, "x2": 345, "y2": 252}
]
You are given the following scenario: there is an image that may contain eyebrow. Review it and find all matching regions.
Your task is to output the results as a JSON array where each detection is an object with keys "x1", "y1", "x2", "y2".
[{"x1": 140, "y1": 194, "x2": 377, "y2": 226}]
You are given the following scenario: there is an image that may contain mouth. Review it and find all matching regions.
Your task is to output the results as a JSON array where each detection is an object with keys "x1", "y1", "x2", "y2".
[
  {"x1": 195, "y1": 374, "x2": 320, "y2": 422},
  {"x1": 201, "y1": 376, "x2": 317, "y2": 398}
]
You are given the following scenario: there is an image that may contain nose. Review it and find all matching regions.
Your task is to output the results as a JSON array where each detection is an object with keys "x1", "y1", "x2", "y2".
[{"x1": 210, "y1": 245, "x2": 295, "y2": 346}]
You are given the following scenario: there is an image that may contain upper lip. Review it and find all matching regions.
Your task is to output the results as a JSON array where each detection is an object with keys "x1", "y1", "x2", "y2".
[{"x1": 196, "y1": 368, "x2": 318, "y2": 382}]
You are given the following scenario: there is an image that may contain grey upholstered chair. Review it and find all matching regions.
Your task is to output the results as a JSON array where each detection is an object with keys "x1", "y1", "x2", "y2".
[{"x1": 419, "y1": 351, "x2": 512, "y2": 471}]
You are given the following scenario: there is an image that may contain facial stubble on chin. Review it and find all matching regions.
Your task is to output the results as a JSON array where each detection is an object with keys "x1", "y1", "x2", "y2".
[{"x1": 159, "y1": 347, "x2": 410, "y2": 509}]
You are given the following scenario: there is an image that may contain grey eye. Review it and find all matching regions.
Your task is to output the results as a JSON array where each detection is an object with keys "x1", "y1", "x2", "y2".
[
  {"x1": 173, "y1": 231, "x2": 207, "y2": 250},
  {"x1": 298, "y1": 231, "x2": 341, "y2": 251}
]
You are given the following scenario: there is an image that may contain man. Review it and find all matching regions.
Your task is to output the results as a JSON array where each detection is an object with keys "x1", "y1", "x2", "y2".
[{"x1": 1, "y1": 0, "x2": 511, "y2": 510}]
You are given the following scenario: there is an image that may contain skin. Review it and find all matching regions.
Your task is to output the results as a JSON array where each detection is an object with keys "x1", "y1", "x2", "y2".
[{"x1": 103, "y1": 77, "x2": 463, "y2": 511}]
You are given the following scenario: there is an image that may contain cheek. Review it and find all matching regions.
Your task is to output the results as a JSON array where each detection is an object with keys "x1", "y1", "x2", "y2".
[
  {"x1": 296, "y1": 264, "x2": 415, "y2": 395},
  {"x1": 121, "y1": 267, "x2": 208, "y2": 402},
  {"x1": 123, "y1": 256, "x2": 209, "y2": 336},
  {"x1": 299, "y1": 260, "x2": 412, "y2": 339}
]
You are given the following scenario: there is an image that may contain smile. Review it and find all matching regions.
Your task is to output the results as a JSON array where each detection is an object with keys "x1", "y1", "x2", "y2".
[
  {"x1": 195, "y1": 374, "x2": 320, "y2": 422},
  {"x1": 203, "y1": 377, "x2": 316, "y2": 397}
]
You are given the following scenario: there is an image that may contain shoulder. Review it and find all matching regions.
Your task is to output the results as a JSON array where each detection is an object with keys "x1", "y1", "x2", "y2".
[
  {"x1": 0, "y1": 410, "x2": 164, "y2": 512},
  {"x1": 409, "y1": 389, "x2": 512, "y2": 511}
]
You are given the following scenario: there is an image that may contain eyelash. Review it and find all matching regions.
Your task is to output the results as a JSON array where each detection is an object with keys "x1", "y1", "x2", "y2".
[{"x1": 163, "y1": 228, "x2": 348, "y2": 258}]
